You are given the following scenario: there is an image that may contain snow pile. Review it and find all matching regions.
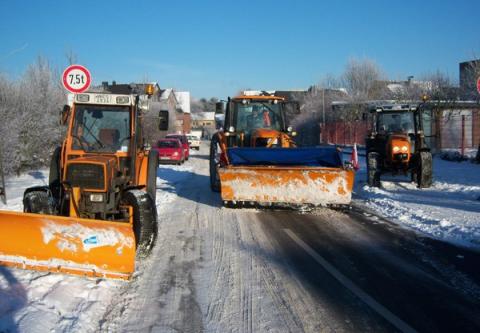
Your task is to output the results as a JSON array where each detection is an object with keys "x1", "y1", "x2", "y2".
[
  {"x1": 352, "y1": 155, "x2": 480, "y2": 251},
  {"x1": 0, "y1": 269, "x2": 121, "y2": 333}
]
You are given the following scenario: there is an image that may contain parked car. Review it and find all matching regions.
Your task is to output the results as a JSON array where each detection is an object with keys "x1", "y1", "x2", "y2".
[
  {"x1": 186, "y1": 135, "x2": 200, "y2": 150},
  {"x1": 154, "y1": 138, "x2": 184, "y2": 165},
  {"x1": 165, "y1": 134, "x2": 189, "y2": 160}
]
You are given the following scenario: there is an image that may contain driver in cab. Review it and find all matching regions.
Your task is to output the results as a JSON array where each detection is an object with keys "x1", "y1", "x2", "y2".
[{"x1": 247, "y1": 105, "x2": 274, "y2": 129}]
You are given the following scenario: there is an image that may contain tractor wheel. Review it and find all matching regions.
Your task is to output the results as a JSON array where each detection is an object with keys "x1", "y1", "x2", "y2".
[
  {"x1": 23, "y1": 190, "x2": 53, "y2": 214},
  {"x1": 416, "y1": 151, "x2": 433, "y2": 188},
  {"x1": 209, "y1": 135, "x2": 221, "y2": 192},
  {"x1": 147, "y1": 149, "x2": 158, "y2": 204},
  {"x1": 367, "y1": 152, "x2": 381, "y2": 187},
  {"x1": 122, "y1": 190, "x2": 158, "y2": 258}
]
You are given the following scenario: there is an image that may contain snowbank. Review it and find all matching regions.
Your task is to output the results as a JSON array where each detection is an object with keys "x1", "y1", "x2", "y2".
[{"x1": 351, "y1": 153, "x2": 480, "y2": 251}]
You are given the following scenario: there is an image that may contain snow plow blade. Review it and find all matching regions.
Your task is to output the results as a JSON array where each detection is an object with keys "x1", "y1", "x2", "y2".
[
  {"x1": 220, "y1": 147, "x2": 355, "y2": 206},
  {"x1": 0, "y1": 210, "x2": 135, "y2": 280},
  {"x1": 219, "y1": 166, "x2": 354, "y2": 206}
]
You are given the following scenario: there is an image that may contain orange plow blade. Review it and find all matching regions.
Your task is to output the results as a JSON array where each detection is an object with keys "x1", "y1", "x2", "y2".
[
  {"x1": 219, "y1": 166, "x2": 355, "y2": 206},
  {"x1": 0, "y1": 210, "x2": 135, "y2": 280}
]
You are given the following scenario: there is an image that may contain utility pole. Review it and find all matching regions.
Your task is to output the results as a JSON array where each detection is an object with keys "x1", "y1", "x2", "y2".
[
  {"x1": 0, "y1": 147, "x2": 6, "y2": 204},
  {"x1": 322, "y1": 88, "x2": 325, "y2": 144}
]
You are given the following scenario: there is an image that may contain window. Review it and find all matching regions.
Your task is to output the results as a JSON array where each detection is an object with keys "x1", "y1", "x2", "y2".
[{"x1": 72, "y1": 105, "x2": 130, "y2": 152}]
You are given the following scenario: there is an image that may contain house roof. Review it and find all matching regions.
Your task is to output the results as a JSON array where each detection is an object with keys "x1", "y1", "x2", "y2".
[
  {"x1": 174, "y1": 91, "x2": 191, "y2": 114},
  {"x1": 160, "y1": 88, "x2": 174, "y2": 100}
]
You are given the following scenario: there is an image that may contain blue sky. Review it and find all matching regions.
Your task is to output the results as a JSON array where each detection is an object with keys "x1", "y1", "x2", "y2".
[{"x1": 0, "y1": 0, "x2": 479, "y2": 98}]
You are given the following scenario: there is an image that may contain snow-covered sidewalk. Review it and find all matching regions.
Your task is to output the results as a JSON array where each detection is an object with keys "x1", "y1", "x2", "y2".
[{"x1": 352, "y1": 155, "x2": 480, "y2": 251}]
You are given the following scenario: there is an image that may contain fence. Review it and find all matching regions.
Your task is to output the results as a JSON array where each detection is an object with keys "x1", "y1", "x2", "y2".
[
  {"x1": 319, "y1": 108, "x2": 480, "y2": 157},
  {"x1": 321, "y1": 121, "x2": 370, "y2": 146},
  {"x1": 435, "y1": 110, "x2": 480, "y2": 156}
]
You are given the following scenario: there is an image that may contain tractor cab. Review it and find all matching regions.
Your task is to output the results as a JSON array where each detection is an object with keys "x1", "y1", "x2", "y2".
[
  {"x1": 216, "y1": 93, "x2": 297, "y2": 148},
  {"x1": 366, "y1": 103, "x2": 432, "y2": 188}
]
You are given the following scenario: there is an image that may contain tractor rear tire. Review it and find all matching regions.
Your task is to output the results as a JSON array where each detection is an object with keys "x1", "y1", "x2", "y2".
[
  {"x1": 122, "y1": 190, "x2": 158, "y2": 258},
  {"x1": 416, "y1": 151, "x2": 433, "y2": 188},
  {"x1": 209, "y1": 135, "x2": 221, "y2": 192},
  {"x1": 147, "y1": 149, "x2": 158, "y2": 204},
  {"x1": 367, "y1": 152, "x2": 381, "y2": 187},
  {"x1": 24, "y1": 190, "x2": 53, "y2": 214}
]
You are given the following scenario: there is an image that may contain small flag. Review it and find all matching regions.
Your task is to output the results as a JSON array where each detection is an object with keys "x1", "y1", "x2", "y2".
[{"x1": 351, "y1": 143, "x2": 359, "y2": 171}]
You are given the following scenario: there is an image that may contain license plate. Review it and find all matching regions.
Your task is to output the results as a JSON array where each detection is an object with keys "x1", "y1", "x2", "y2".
[{"x1": 160, "y1": 156, "x2": 170, "y2": 160}]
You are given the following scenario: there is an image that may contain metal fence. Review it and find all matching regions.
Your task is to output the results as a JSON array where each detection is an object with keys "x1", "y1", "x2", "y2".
[
  {"x1": 435, "y1": 110, "x2": 480, "y2": 156},
  {"x1": 322, "y1": 121, "x2": 370, "y2": 146}
]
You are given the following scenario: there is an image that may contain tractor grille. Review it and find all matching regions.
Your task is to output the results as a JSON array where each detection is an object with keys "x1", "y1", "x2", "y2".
[{"x1": 66, "y1": 163, "x2": 105, "y2": 190}]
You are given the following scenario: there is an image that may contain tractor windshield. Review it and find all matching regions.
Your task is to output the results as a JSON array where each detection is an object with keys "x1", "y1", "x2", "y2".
[
  {"x1": 72, "y1": 105, "x2": 131, "y2": 153},
  {"x1": 234, "y1": 101, "x2": 284, "y2": 134},
  {"x1": 377, "y1": 112, "x2": 414, "y2": 134}
]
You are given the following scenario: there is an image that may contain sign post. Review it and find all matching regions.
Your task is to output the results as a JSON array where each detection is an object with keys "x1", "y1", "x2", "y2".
[{"x1": 62, "y1": 65, "x2": 91, "y2": 93}]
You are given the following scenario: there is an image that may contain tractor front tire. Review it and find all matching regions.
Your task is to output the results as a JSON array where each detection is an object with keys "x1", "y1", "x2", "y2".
[
  {"x1": 122, "y1": 190, "x2": 158, "y2": 258},
  {"x1": 367, "y1": 152, "x2": 381, "y2": 187},
  {"x1": 416, "y1": 151, "x2": 433, "y2": 188},
  {"x1": 209, "y1": 135, "x2": 221, "y2": 192},
  {"x1": 24, "y1": 190, "x2": 53, "y2": 214}
]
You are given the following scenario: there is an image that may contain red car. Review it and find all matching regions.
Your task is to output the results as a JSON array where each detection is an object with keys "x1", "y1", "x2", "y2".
[
  {"x1": 155, "y1": 138, "x2": 184, "y2": 165},
  {"x1": 166, "y1": 134, "x2": 189, "y2": 160}
]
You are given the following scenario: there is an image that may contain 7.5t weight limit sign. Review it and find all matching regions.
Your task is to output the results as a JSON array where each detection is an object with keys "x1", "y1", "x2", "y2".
[{"x1": 62, "y1": 65, "x2": 91, "y2": 93}]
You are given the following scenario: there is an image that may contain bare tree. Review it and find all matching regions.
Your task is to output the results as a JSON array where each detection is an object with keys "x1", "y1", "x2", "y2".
[
  {"x1": 341, "y1": 58, "x2": 386, "y2": 101},
  {"x1": 0, "y1": 57, "x2": 65, "y2": 175}
]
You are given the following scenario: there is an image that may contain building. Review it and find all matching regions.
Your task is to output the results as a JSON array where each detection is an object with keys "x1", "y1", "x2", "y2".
[
  {"x1": 191, "y1": 112, "x2": 216, "y2": 139},
  {"x1": 174, "y1": 91, "x2": 191, "y2": 134}
]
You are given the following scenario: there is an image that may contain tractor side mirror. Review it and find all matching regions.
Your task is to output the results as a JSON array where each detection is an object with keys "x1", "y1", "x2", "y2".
[
  {"x1": 215, "y1": 102, "x2": 226, "y2": 114},
  {"x1": 60, "y1": 105, "x2": 70, "y2": 125},
  {"x1": 158, "y1": 110, "x2": 169, "y2": 131}
]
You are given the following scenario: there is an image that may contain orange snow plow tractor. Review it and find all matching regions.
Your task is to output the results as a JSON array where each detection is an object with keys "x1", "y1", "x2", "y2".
[
  {"x1": 210, "y1": 92, "x2": 355, "y2": 207},
  {"x1": 0, "y1": 87, "x2": 169, "y2": 279}
]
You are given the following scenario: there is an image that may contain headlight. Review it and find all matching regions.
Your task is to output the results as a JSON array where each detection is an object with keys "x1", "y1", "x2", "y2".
[
  {"x1": 393, "y1": 146, "x2": 400, "y2": 153},
  {"x1": 401, "y1": 146, "x2": 408, "y2": 152},
  {"x1": 89, "y1": 194, "x2": 104, "y2": 202},
  {"x1": 173, "y1": 152, "x2": 178, "y2": 156}
]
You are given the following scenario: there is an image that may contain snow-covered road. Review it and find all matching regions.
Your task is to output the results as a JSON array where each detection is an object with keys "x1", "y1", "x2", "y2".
[{"x1": 1, "y1": 142, "x2": 479, "y2": 332}]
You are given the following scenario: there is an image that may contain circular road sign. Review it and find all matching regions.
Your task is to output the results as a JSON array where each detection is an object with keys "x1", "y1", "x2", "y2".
[
  {"x1": 477, "y1": 77, "x2": 480, "y2": 95},
  {"x1": 62, "y1": 65, "x2": 91, "y2": 93}
]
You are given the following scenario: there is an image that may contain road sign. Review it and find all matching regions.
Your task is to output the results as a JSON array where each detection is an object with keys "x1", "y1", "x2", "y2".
[
  {"x1": 62, "y1": 65, "x2": 91, "y2": 93},
  {"x1": 477, "y1": 77, "x2": 480, "y2": 95}
]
